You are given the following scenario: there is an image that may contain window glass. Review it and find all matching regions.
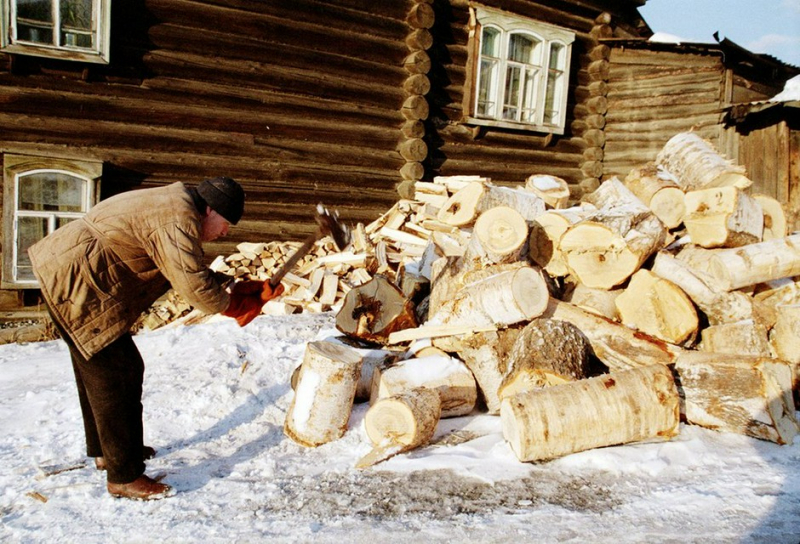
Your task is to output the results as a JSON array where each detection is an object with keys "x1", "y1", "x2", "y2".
[
  {"x1": 15, "y1": 216, "x2": 48, "y2": 282},
  {"x1": 18, "y1": 172, "x2": 85, "y2": 212},
  {"x1": 543, "y1": 43, "x2": 565, "y2": 125},
  {"x1": 60, "y1": 0, "x2": 93, "y2": 48}
]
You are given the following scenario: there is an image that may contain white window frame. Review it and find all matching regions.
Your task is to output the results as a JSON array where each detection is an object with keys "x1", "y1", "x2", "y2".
[
  {"x1": 0, "y1": 0, "x2": 111, "y2": 64},
  {"x1": 2, "y1": 154, "x2": 101, "y2": 288},
  {"x1": 465, "y1": 6, "x2": 575, "y2": 134}
]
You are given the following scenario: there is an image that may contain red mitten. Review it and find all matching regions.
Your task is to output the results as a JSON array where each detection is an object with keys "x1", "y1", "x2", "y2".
[
  {"x1": 222, "y1": 292, "x2": 263, "y2": 327},
  {"x1": 261, "y1": 281, "x2": 285, "y2": 303},
  {"x1": 230, "y1": 280, "x2": 266, "y2": 296}
]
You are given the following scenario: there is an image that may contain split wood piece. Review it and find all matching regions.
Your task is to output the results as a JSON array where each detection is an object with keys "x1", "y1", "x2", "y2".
[
  {"x1": 558, "y1": 207, "x2": 666, "y2": 289},
  {"x1": 699, "y1": 320, "x2": 771, "y2": 357},
  {"x1": 336, "y1": 275, "x2": 418, "y2": 345},
  {"x1": 563, "y1": 282, "x2": 621, "y2": 321},
  {"x1": 650, "y1": 252, "x2": 763, "y2": 326},
  {"x1": 433, "y1": 325, "x2": 525, "y2": 414},
  {"x1": 770, "y1": 304, "x2": 800, "y2": 365},
  {"x1": 428, "y1": 264, "x2": 549, "y2": 329},
  {"x1": 656, "y1": 132, "x2": 753, "y2": 191},
  {"x1": 543, "y1": 299, "x2": 687, "y2": 371},
  {"x1": 501, "y1": 364, "x2": 680, "y2": 463},
  {"x1": 357, "y1": 388, "x2": 441, "y2": 469},
  {"x1": 284, "y1": 341, "x2": 363, "y2": 447},
  {"x1": 466, "y1": 206, "x2": 528, "y2": 265},
  {"x1": 498, "y1": 318, "x2": 595, "y2": 400},
  {"x1": 528, "y1": 206, "x2": 595, "y2": 277},
  {"x1": 623, "y1": 163, "x2": 686, "y2": 229},
  {"x1": 754, "y1": 278, "x2": 800, "y2": 309},
  {"x1": 615, "y1": 268, "x2": 699, "y2": 346},
  {"x1": 524, "y1": 174, "x2": 570, "y2": 209},
  {"x1": 699, "y1": 233, "x2": 800, "y2": 291},
  {"x1": 752, "y1": 194, "x2": 788, "y2": 241},
  {"x1": 290, "y1": 339, "x2": 399, "y2": 402},
  {"x1": 683, "y1": 186, "x2": 763, "y2": 248},
  {"x1": 436, "y1": 181, "x2": 545, "y2": 226},
  {"x1": 675, "y1": 352, "x2": 798, "y2": 445},
  {"x1": 369, "y1": 355, "x2": 477, "y2": 418}
]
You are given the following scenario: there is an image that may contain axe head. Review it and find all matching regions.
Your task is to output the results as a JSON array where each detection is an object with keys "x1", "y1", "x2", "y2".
[{"x1": 315, "y1": 203, "x2": 351, "y2": 251}]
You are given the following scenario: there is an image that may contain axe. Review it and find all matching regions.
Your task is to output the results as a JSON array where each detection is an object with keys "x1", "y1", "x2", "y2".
[{"x1": 268, "y1": 203, "x2": 351, "y2": 288}]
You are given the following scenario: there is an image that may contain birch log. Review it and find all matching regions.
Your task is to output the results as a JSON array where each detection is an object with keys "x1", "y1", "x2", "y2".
[
  {"x1": 501, "y1": 364, "x2": 680, "y2": 462},
  {"x1": 699, "y1": 320, "x2": 772, "y2": 357},
  {"x1": 675, "y1": 352, "x2": 798, "y2": 444},
  {"x1": 525, "y1": 174, "x2": 570, "y2": 209},
  {"x1": 528, "y1": 206, "x2": 595, "y2": 277},
  {"x1": 284, "y1": 341, "x2": 363, "y2": 447},
  {"x1": 702, "y1": 234, "x2": 800, "y2": 291},
  {"x1": 683, "y1": 186, "x2": 763, "y2": 248},
  {"x1": 753, "y1": 194, "x2": 788, "y2": 241},
  {"x1": 769, "y1": 304, "x2": 800, "y2": 364},
  {"x1": 614, "y1": 269, "x2": 699, "y2": 345},
  {"x1": 437, "y1": 181, "x2": 545, "y2": 226},
  {"x1": 466, "y1": 206, "x2": 528, "y2": 265},
  {"x1": 564, "y1": 283, "x2": 621, "y2": 321},
  {"x1": 370, "y1": 355, "x2": 477, "y2": 417},
  {"x1": 656, "y1": 132, "x2": 753, "y2": 191},
  {"x1": 623, "y1": 163, "x2": 686, "y2": 229}
]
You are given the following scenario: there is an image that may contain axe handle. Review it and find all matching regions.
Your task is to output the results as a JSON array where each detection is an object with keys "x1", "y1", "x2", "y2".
[{"x1": 268, "y1": 232, "x2": 318, "y2": 288}]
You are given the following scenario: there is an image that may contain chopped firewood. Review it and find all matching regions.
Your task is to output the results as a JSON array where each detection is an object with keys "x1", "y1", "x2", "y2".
[
  {"x1": 769, "y1": 303, "x2": 800, "y2": 365},
  {"x1": 498, "y1": 318, "x2": 595, "y2": 400},
  {"x1": 563, "y1": 282, "x2": 621, "y2": 321},
  {"x1": 623, "y1": 163, "x2": 686, "y2": 229},
  {"x1": 336, "y1": 275, "x2": 418, "y2": 344},
  {"x1": 697, "y1": 234, "x2": 800, "y2": 291},
  {"x1": 437, "y1": 181, "x2": 545, "y2": 226},
  {"x1": 501, "y1": 364, "x2": 680, "y2": 462},
  {"x1": 699, "y1": 320, "x2": 771, "y2": 356},
  {"x1": 466, "y1": 206, "x2": 528, "y2": 265},
  {"x1": 357, "y1": 388, "x2": 441, "y2": 469},
  {"x1": 524, "y1": 174, "x2": 570, "y2": 209},
  {"x1": 615, "y1": 268, "x2": 699, "y2": 345},
  {"x1": 528, "y1": 205, "x2": 596, "y2": 277},
  {"x1": 752, "y1": 194, "x2": 788, "y2": 241},
  {"x1": 675, "y1": 352, "x2": 798, "y2": 444},
  {"x1": 370, "y1": 354, "x2": 477, "y2": 417},
  {"x1": 284, "y1": 341, "x2": 363, "y2": 447},
  {"x1": 683, "y1": 186, "x2": 763, "y2": 248},
  {"x1": 656, "y1": 132, "x2": 752, "y2": 191}
]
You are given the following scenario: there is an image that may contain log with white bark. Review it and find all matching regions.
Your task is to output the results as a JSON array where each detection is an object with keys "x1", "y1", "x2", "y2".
[
  {"x1": 369, "y1": 354, "x2": 477, "y2": 417},
  {"x1": 623, "y1": 163, "x2": 686, "y2": 229},
  {"x1": 528, "y1": 205, "x2": 595, "y2": 277},
  {"x1": 650, "y1": 251, "x2": 764, "y2": 325},
  {"x1": 501, "y1": 364, "x2": 680, "y2": 462},
  {"x1": 498, "y1": 318, "x2": 595, "y2": 400},
  {"x1": 284, "y1": 341, "x2": 364, "y2": 447},
  {"x1": 683, "y1": 186, "x2": 763, "y2": 248},
  {"x1": 524, "y1": 174, "x2": 570, "y2": 209},
  {"x1": 543, "y1": 299, "x2": 687, "y2": 371},
  {"x1": 466, "y1": 206, "x2": 528, "y2": 265},
  {"x1": 614, "y1": 269, "x2": 699, "y2": 346},
  {"x1": 656, "y1": 132, "x2": 753, "y2": 191},
  {"x1": 563, "y1": 282, "x2": 621, "y2": 321},
  {"x1": 335, "y1": 275, "x2": 418, "y2": 344},
  {"x1": 558, "y1": 207, "x2": 667, "y2": 289},
  {"x1": 356, "y1": 387, "x2": 441, "y2": 468},
  {"x1": 436, "y1": 181, "x2": 545, "y2": 226},
  {"x1": 433, "y1": 326, "x2": 525, "y2": 414},
  {"x1": 428, "y1": 264, "x2": 549, "y2": 328},
  {"x1": 700, "y1": 234, "x2": 800, "y2": 291},
  {"x1": 752, "y1": 194, "x2": 788, "y2": 241},
  {"x1": 769, "y1": 303, "x2": 800, "y2": 365},
  {"x1": 699, "y1": 320, "x2": 772, "y2": 357},
  {"x1": 674, "y1": 352, "x2": 798, "y2": 445}
]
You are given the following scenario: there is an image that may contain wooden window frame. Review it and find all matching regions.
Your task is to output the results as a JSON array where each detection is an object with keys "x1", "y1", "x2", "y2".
[
  {"x1": 0, "y1": 0, "x2": 111, "y2": 64},
  {"x1": 2, "y1": 154, "x2": 101, "y2": 288},
  {"x1": 463, "y1": 5, "x2": 575, "y2": 135}
]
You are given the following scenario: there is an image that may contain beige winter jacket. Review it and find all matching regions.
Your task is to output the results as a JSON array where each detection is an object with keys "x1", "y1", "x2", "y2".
[{"x1": 28, "y1": 182, "x2": 230, "y2": 359}]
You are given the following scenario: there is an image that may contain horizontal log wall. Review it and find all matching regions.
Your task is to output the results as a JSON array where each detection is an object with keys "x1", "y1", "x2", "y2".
[
  {"x1": 424, "y1": 0, "x2": 647, "y2": 199},
  {"x1": 0, "y1": 0, "x2": 415, "y2": 259},
  {"x1": 603, "y1": 48, "x2": 726, "y2": 181}
]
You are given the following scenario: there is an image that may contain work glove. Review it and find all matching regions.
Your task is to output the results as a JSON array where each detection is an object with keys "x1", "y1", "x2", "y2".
[{"x1": 222, "y1": 280, "x2": 285, "y2": 327}]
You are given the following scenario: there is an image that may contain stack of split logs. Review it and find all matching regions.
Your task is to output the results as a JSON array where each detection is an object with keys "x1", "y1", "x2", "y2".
[{"x1": 283, "y1": 131, "x2": 800, "y2": 467}]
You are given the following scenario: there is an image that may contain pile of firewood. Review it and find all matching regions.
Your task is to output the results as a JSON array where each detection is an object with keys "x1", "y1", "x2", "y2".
[{"x1": 283, "y1": 131, "x2": 800, "y2": 467}]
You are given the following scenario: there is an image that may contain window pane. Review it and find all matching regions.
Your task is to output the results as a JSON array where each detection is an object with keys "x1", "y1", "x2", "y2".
[
  {"x1": 481, "y1": 27, "x2": 500, "y2": 57},
  {"x1": 61, "y1": 0, "x2": 94, "y2": 48},
  {"x1": 17, "y1": 0, "x2": 53, "y2": 22},
  {"x1": 520, "y1": 67, "x2": 538, "y2": 122},
  {"x1": 503, "y1": 65, "x2": 521, "y2": 120},
  {"x1": 18, "y1": 172, "x2": 86, "y2": 212},
  {"x1": 508, "y1": 34, "x2": 537, "y2": 64},
  {"x1": 544, "y1": 44, "x2": 565, "y2": 125},
  {"x1": 16, "y1": 216, "x2": 48, "y2": 282},
  {"x1": 16, "y1": 0, "x2": 54, "y2": 45},
  {"x1": 16, "y1": 23, "x2": 53, "y2": 43},
  {"x1": 477, "y1": 58, "x2": 498, "y2": 117},
  {"x1": 549, "y1": 43, "x2": 564, "y2": 70}
]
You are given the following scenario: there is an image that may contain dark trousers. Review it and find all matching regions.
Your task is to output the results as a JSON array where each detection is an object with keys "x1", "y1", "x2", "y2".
[{"x1": 50, "y1": 313, "x2": 147, "y2": 484}]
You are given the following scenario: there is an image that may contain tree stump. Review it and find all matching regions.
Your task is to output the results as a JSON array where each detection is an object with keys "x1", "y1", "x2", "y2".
[
  {"x1": 501, "y1": 364, "x2": 680, "y2": 462},
  {"x1": 284, "y1": 341, "x2": 363, "y2": 447}
]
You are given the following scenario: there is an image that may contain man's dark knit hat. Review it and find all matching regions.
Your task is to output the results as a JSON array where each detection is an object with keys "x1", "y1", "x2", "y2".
[{"x1": 197, "y1": 177, "x2": 245, "y2": 225}]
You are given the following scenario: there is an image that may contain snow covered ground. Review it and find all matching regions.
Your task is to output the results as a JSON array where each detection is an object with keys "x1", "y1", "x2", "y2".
[{"x1": 1, "y1": 312, "x2": 799, "y2": 543}]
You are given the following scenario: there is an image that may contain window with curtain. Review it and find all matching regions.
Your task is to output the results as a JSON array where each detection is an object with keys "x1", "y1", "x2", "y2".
[
  {"x1": 467, "y1": 6, "x2": 575, "y2": 134},
  {"x1": 2, "y1": 155, "x2": 100, "y2": 287},
  {"x1": 1, "y1": 0, "x2": 111, "y2": 63}
]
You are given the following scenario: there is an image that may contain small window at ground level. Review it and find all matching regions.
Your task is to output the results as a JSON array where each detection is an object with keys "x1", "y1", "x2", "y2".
[
  {"x1": 1, "y1": 0, "x2": 111, "y2": 64},
  {"x1": 465, "y1": 6, "x2": 575, "y2": 134},
  {"x1": 2, "y1": 154, "x2": 101, "y2": 287}
]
